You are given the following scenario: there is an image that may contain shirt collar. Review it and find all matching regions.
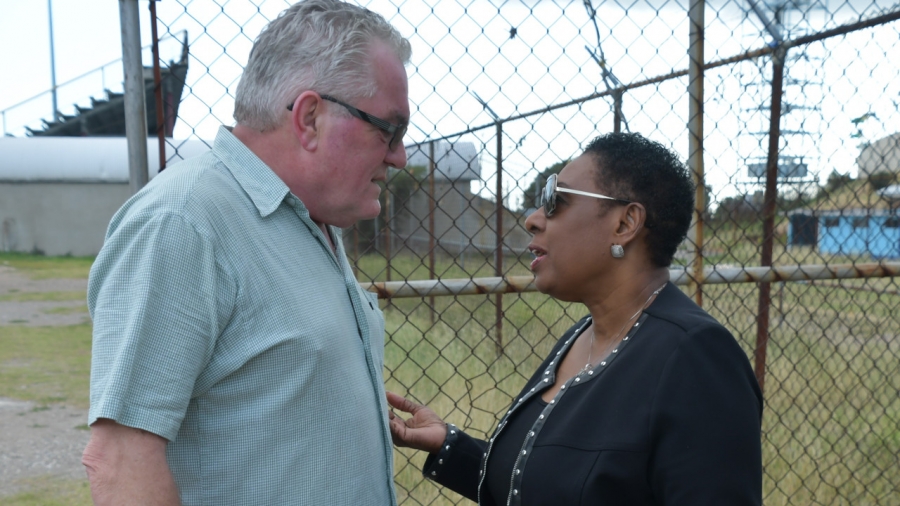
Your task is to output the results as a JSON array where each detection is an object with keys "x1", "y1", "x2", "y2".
[{"x1": 212, "y1": 126, "x2": 289, "y2": 217}]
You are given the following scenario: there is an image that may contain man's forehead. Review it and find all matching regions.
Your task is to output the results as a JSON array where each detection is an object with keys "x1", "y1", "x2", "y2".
[
  {"x1": 367, "y1": 88, "x2": 409, "y2": 125},
  {"x1": 368, "y1": 42, "x2": 409, "y2": 120}
]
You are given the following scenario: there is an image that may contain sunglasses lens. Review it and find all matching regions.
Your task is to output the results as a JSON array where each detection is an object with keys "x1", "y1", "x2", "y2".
[
  {"x1": 542, "y1": 176, "x2": 556, "y2": 216},
  {"x1": 389, "y1": 125, "x2": 408, "y2": 151}
]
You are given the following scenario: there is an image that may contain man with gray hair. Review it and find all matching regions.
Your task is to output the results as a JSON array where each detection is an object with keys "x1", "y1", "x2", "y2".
[{"x1": 82, "y1": 1, "x2": 411, "y2": 504}]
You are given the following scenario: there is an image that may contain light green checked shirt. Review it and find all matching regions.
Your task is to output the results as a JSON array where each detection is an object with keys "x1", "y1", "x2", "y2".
[{"x1": 88, "y1": 126, "x2": 396, "y2": 506}]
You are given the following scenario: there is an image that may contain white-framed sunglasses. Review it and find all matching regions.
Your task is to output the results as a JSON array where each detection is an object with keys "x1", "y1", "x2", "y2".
[{"x1": 541, "y1": 173, "x2": 632, "y2": 217}]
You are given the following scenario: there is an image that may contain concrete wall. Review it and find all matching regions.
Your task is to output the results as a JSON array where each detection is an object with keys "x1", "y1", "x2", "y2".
[
  {"x1": 0, "y1": 137, "x2": 210, "y2": 257},
  {"x1": 1, "y1": 182, "x2": 130, "y2": 256},
  {"x1": 394, "y1": 181, "x2": 531, "y2": 256}
]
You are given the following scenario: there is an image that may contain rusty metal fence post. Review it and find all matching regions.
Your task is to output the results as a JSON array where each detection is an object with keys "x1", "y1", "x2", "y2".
[
  {"x1": 149, "y1": 0, "x2": 167, "y2": 173},
  {"x1": 688, "y1": 0, "x2": 706, "y2": 307},
  {"x1": 428, "y1": 140, "x2": 436, "y2": 324},
  {"x1": 754, "y1": 44, "x2": 788, "y2": 394},
  {"x1": 494, "y1": 121, "x2": 504, "y2": 355},
  {"x1": 612, "y1": 89, "x2": 623, "y2": 134}
]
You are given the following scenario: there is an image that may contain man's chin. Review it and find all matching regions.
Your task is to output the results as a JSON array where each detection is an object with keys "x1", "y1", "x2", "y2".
[
  {"x1": 368, "y1": 204, "x2": 383, "y2": 218},
  {"x1": 350, "y1": 205, "x2": 382, "y2": 225}
]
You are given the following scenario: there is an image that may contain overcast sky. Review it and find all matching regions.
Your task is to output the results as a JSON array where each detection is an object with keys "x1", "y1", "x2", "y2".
[
  {"x1": 0, "y1": 1, "x2": 122, "y2": 115},
  {"x1": 1, "y1": 0, "x2": 897, "y2": 204}
]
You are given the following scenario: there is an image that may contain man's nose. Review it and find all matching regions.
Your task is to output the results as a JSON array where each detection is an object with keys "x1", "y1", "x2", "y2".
[{"x1": 387, "y1": 142, "x2": 408, "y2": 169}]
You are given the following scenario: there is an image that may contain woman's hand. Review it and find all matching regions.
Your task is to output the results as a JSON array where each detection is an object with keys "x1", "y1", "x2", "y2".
[{"x1": 386, "y1": 391, "x2": 448, "y2": 454}]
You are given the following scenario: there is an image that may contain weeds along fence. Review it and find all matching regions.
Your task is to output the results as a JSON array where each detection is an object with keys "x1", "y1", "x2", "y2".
[{"x1": 15, "y1": 0, "x2": 900, "y2": 503}]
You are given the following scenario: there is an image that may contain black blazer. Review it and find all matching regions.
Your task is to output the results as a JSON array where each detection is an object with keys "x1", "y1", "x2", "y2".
[{"x1": 423, "y1": 284, "x2": 763, "y2": 505}]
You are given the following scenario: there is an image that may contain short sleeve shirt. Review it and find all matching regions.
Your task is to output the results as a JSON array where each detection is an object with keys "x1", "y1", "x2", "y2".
[{"x1": 87, "y1": 126, "x2": 396, "y2": 505}]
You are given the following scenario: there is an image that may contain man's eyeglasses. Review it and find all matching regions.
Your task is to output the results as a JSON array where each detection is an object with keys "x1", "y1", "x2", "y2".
[
  {"x1": 288, "y1": 93, "x2": 407, "y2": 151},
  {"x1": 540, "y1": 173, "x2": 632, "y2": 217}
]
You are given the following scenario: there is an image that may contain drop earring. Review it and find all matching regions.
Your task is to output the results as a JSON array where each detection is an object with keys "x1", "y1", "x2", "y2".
[{"x1": 611, "y1": 244, "x2": 624, "y2": 258}]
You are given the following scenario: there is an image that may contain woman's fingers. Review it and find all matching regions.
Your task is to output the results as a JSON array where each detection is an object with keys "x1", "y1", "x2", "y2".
[{"x1": 386, "y1": 391, "x2": 419, "y2": 415}]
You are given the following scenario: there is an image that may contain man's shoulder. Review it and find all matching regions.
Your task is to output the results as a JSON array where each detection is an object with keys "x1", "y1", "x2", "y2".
[
  {"x1": 155, "y1": 150, "x2": 233, "y2": 193},
  {"x1": 128, "y1": 152, "x2": 245, "y2": 218},
  {"x1": 100, "y1": 153, "x2": 258, "y2": 255}
]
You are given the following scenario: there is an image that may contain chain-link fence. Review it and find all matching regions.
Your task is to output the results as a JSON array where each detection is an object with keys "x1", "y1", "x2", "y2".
[{"x1": 8, "y1": 0, "x2": 900, "y2": 503}]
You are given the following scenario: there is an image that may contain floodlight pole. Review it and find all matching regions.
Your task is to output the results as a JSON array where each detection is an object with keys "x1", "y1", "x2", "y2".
[
  {"x1": 119, "y1": 0, "x2": 150, "y2": 194},
  {"x1": 48, "y1": 0, "x2": 58, "y2": 121},
  {"x1": 584, "y1": 0, "x2": 630, "y2": 133},
  {"x1": 746, "y1": 0, "x2": 784, "y2": 43}
]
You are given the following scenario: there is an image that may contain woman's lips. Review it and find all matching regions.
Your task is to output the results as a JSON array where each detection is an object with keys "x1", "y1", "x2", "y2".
[{"x1": 529, "y1": 246, "x2": 547, "y2": 271}]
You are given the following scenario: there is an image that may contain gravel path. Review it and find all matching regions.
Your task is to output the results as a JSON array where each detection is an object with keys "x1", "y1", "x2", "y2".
[
  {"x1": 0, "y1": 399, "x2": 90, "y2": 497},
  {"x1": 0, "y1": 265, "x2": 91, "y2": 327},
  {"x1": 0, "y1": 265, "x2": 91, "y2": 497}
]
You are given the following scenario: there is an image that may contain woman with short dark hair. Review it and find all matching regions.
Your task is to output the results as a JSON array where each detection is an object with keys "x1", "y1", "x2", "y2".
[{"x1": 388, "y1": 132, "x2": 763, "y2": 505}]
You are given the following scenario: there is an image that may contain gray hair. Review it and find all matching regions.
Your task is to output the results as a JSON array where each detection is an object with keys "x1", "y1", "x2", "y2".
[{"x1": 233, "y1": 0, "x2": 412, "y2": 131}]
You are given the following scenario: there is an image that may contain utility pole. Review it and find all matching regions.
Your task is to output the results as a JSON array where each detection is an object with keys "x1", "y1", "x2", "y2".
[
  {"x1": 48, "y1": 0, "x2": 58, "y2": 121},
  {"x1": 119, "y1": 0, "x2": 150, "y2": 194}
]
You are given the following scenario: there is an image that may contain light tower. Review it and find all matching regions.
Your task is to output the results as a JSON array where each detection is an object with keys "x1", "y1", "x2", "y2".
[{"x1": 740, "y1": 0, "x2": 826, "y2": 197}]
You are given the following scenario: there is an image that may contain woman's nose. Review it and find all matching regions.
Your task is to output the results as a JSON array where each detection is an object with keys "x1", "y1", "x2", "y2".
[{"x1": 524, "y1": 206, "x2": 545, "y2": 234}]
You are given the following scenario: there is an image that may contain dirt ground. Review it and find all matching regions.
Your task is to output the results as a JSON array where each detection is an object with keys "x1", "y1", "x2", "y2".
[
  {"x1": 0, "y1": 265, "x2": 90, "y2": 327},
  {"x1": 0, "y1": 265, "x2": 91, "y2": 497}
]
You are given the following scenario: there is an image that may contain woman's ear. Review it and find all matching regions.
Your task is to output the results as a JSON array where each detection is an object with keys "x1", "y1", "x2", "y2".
[
  {"x1": 615, "y1": 203, "x2": 646, "y2": 245},
  {"x1": 290, "y1": 91, "x2": 323, "y2": 151}
]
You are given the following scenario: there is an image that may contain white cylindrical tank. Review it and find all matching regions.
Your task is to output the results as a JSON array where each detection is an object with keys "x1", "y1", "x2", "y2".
[{"x1": 0, "y1": 137, "x2": 211, "y2": 182}]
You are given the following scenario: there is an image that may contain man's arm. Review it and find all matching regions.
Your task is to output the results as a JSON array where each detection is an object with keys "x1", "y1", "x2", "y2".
[{"x1": 82, "y1": 418, "x2": 181, "y2": 505}]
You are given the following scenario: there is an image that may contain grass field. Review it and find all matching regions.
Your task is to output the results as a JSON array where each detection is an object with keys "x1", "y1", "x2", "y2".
[
  {"x1": 2, "y1": 476, "x2": 92, "y2": 506},
  {"x1": 0, "y1": 253, "x2": 94, "y2": 504},
  {"x1": 1, "y1": 251, "x2": 898, "y2": 505},
  {"x1": 0, "y1": 252, "x2": 94, "y2": 280}
]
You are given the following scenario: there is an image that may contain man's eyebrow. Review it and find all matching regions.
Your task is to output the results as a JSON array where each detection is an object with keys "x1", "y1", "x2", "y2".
[{"x1": 382, "y1": 105, "x2": 409, "y2": 124}]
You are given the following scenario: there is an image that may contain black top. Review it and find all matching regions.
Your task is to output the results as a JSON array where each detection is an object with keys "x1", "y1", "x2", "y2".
[
  {"x1": 422, "y1": 284, "x2": 763, "y2": 505},
  {"x1": 485, "y1": 395, "x2": 547, "y2": 503}
]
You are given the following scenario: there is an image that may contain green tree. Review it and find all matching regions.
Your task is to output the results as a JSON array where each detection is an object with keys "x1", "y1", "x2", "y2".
[
  {"x1": 387, "y1": 164, "x2": 427, "y2": 206},
  {"x1": 824, "y1": 170, "x2": 853, "y2": 192},
  {"x1": 520, "y1": 159, "x2": 569, "y2": 211},
  {"x1": 868, "y1": 171, "x2": 896, "y2": 191}
]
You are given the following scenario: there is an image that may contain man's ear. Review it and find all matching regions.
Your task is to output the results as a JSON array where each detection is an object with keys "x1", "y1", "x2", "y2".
[{"x1": 290, "y1": 91, "x2": 323, "y2": 150}]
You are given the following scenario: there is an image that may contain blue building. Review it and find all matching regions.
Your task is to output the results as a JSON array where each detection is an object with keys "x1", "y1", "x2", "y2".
[{"x1": 788, "y1": 185, "x2": 900, "y2": 259}]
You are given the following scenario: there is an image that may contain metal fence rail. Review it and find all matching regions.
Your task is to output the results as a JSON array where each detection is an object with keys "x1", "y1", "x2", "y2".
[
  {"x1": 362, "y1": 262, "x2": 900, "y2": 297},
  {"x1": 16, "y1": 0, "x2": 900, "y2": 503},
  {"x1": 154, "y1": 1, "x2": 900, "y2": 504}
]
